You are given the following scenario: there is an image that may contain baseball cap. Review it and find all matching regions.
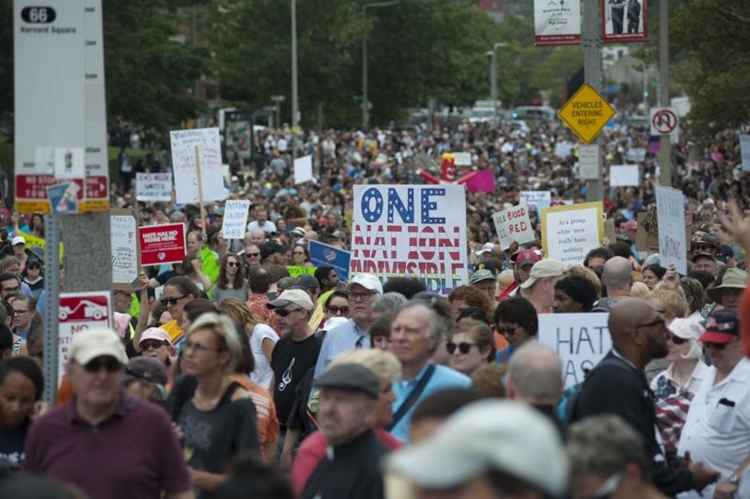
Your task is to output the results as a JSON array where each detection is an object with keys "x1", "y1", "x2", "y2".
[
  {"x1": 469, "y1": 269, "x2": 495, "y2": 286},
  {"x1": 386, "y1": 400, "x2": 568, "y2": 497},
  {"x1": 291, "y1": 227, "x2": 306, "y2": 238},
  {"x1": 70, "y1": 327, "x2": 129, "y2": 366},
  {"x1": 668, "y1": 317, "x2": 704, "y2": 340},
  {"x1": 295, "y1": 274, "x2": 320, "y2": 292},
  {"x1": 314, "y1": 363, "x2": 380, "y2": 399},
  {"x1": 520, "y1": 259, "x2": 565, "y2": 290},
  {"x1": 125, "y1": 357, "x2": 168, "y2": 386},
  {"x1": 267, "y1": 289, "x2": 314, "y2": 311},
  {"x1": 474, "y1": 242, "x2": 495, "y2": 256},
  {"x1": 138, "y1": 327, "x2": 172, "y2": 347},
  {"x1": 349, "y1": 273, "x2": 383, "y2": 295},
  {"x1": 514, "y1": 248, "x2": 542, "y2": 267},
  {"x1": 717, "y1": 244, "x2": 735, "y2": 264},
  {"x1": 700, "y1": 309, "x2": 739, "y2": 344},
  {"x1": 11, "y1": 236, "x2": 25, "y2": 246}
]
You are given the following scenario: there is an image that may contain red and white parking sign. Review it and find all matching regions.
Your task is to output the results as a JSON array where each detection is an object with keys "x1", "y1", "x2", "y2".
[
  {"x1": 138, "y1": 223, "x2": 186, "y2": 266},
  {"x1": 58, "y1": 291, "x2": 112, "y2": 383}
]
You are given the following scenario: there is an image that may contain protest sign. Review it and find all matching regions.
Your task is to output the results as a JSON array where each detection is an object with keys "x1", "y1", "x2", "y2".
[
  {"x1": 656, "y1": 186, "x2": 687, "y2": 274},
  {"x1": 453, "y1": 152, "x2": 472, "y2": 166},
  {"x1": 58, "y1": 291, "x2": 112, "y2": 384},
  {"x1": 492, "y1": 204, "x2": 535, "y2": 250},
  {"x1": 294, "y1": 155, "x2": 314, "y2": 184},
  {"x1": 538, "y1": 313, "x2": 612, "y2": 388},
  {"x1": 221, "y1": 200, "x2": 250, "y2": 240},
  {"x1": 554, "y1": 142, "x2": 574, "y2": 159},
  {"x1": 465, "y1": 169, "x2": 495, "y2": 193},
  {"x1": 520, "y1": 191, "x2": 552, "y2": 213},
  {"x1": 626, "y1": 147, "x2": 647, "y2": 163},
  {"x1": 609, "y1": 164, "x2": 639, "y2": 187},
  {"x1": 577, "y1": 144, "x2": 600, "y2": 180},
  {"x1": 534, "y1": 0, "x2": 581, "y2": 46},
  {"x1": 169, "y1": 127, "x2": 225, "y2": 204},
  {"x1": 111, "y1": 213, "x2": 139, "y2": 284},
  {"x1": 542, "y1": 202, "x2": 603, "y2": 265},
  {"x1": 47, "y1": 183, "x2": 80, "y2": 215},
  {"x1": 138, "y1": 223, "x2": 186, "y2": 266},
  {"x1": 135, "y1": 173, "x2": 173, "y2": 202},
  {"x1": 740, "y1": 135, "x2": 750, "y2": 172},
  {"x1": 351, "y1": 185, "x2": 468, "y2": 294},
  {"x1": 309, "y1": 240, "x2": 351, "y2": 281}
]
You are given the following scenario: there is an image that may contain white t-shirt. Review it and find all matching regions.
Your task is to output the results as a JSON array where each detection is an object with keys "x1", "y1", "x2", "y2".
[
  {"x1": 247, "y1": 220, "x2": 277, "y2": 235},
  {"x1": 249, "y1": 324, "x2": 279, "y2": 390}
]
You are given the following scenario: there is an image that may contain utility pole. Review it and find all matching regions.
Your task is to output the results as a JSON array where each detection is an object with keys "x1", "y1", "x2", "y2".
[
  {"x1": 291, "y1": 0, "x2": 299, "y2": 131},
  {"x1": 658, "y1": 0, "x2": 671, "y2": 186},
  {"x1": 491, "y1": 42, "x2": 506, "y2": 123},
  {"x1": 583, "y1": 0, "x2": 603, "y2": 202},
  {"x1": 362, "y1": 1, "x2": 400, "y2": 130}
]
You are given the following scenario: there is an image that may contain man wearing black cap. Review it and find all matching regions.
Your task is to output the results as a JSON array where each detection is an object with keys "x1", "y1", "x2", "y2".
[{"x1": 301, "y1": 363, "x2": 385, "y2": 499}]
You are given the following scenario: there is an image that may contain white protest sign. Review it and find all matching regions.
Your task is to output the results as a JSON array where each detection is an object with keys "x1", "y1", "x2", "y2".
[
  {"x1": 626, "y1": 147, "x2": 647, "y2": 163},
  {"x1": 492, "y1": 204, "x2": 535, "y2": 250},
  {"x1": 554, "y1": 142, "x2": 574, "y2": 159},
  {"x1": 453, "y1": 152, "x2": 472, "y2": 166},
  {"x1": 135, "y1": 173, "x2": 173, "y2": 202},
  {"x1": 221, "y1": 200, "x2": 251, "y2": 240},
  {"x1": 169, "y1": 127, "x2": 226, "y2": 204},
  {"x1": 111, "y1": 214, "x2": 139, "y2": 284},
  {"x1": 609, "y1": 164, "x2": 639, "y2": 187},
  {"x1": 577, "y1": 144, "x2": 600, "y2": 180},
  {"x1": 656, "y1": 186, "x2": 687, "y2": 275},
  {"x1": 538, "y1": 313, "x2": 612, "y2": 388},
  {"x1": 294, "y1": 155, "x2": 314, "y2": 184},
  {"x1": 520, "y1": 191, "x2": 552, "y2": 212},
  {"x1": 740, "y1": 135, "x2": 750, "y2": 172},
  {"x1": 351, "y1": 184, "x2": 469, "y2": 295},
  {"x1": 542, "y1": 202, "x2": 603, "y2": 266}
]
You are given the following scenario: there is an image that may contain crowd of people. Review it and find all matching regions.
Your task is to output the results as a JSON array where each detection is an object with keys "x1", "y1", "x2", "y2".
[{"x1": 0, "y1": 114, "x2": 747, "y2": 499}]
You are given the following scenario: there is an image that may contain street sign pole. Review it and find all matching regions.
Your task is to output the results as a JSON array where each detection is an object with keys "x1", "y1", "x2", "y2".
[
  {"x1": 583, "y1": 0, "x2": 603, "y2": 202},
  {"x1": 658, "y1": 0, "x2": 671, "y2": 186},
  {"x1": 42, "y1": 214, "x2": 60, "y2": 405}
]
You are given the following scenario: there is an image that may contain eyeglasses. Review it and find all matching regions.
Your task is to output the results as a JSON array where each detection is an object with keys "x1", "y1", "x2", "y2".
[
  {"x1": 350, "y1": 292, "x2": 375, "y2": 302},
  {"x1": 446, "y1": 341, "x2": 477, "y2": 355},
  {"x1": 668, "y1": 334, "x2": 687, "y2": 345},
  {"x1": 226, "y1": 261, "x2": 240, "y2": 267},
  {"x1": 245, "y1": 252, "x2": 260, "y2": 258},
  {"x1": 84, "y1": 357, "x2": 122, "y2": 373},
  {"x1": 275, "y1": 307, "x2": 301, "y2": 317},
  {"x1": 327, "y1": 305, "x2": 349, "y2": 315},
  {"x1": 161, "y1": 295, "x2": 185, "y2": 306},
  {"x1": 2, "y1": 286, "x2": 19, "y2": 294},
  {"x1": 140, "y1": 340, "x2": 166, "y2": 351},
  {"x1": 12, "y1": 308, "x2": 28, "y2": 316},
  {"x1": 183, "y1": 341, "x2": 222, "y2": 354}
]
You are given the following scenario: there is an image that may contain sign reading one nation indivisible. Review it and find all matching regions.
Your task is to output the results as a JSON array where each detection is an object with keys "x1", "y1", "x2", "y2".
[{"x1": 351, "y1": 185, "x2": 469, "y2": 295}]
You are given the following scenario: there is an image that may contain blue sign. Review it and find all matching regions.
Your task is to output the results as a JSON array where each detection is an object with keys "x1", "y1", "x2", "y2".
[{"x1": 309, "y1": 240, "x2": 350, "y2": 281}]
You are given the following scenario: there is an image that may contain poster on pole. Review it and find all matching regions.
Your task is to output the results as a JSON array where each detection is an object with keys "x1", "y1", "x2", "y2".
[
  {"x1": 111, "y1": 213, "x2": 139, "y2": 284},
  {"x1": 294, "y1": 155, "x2": 314, "y2": 184},
  {"x1": 520, "y1": 191, "x2": 552, "y2": 213},
  {"x1": 740, "y1": 135, "x2": 750, "y2": 172},
  {"x1": 135, "y1": 173, "x2": 173, "y2": 202},
  {"x1": 138, "y1": 223, "x2": 186, "y2": 267},
  {"x1": 601, "y1": 0, "x2": 648, "y2": 44},
  {"x1": 169, "y1": 128, "x2": 226, "y2": 204},
  {"x1": 541, "y1": 202, "x2": 604, "y2": 266},
  {"x1": 58, "y1": 291, "x2": 112, "y2": 385},
  {"x1": 221, "y1": 200, "x2": 251, "y2": 240},
  {"x1": 656, "y1": 186, "x2": 687, "y2": 275},
  {"x1": 492, "y1": 204, "x2": 536, "y2": 250},
  {"x1": 609, "y1": 164, "x2": 640, "y2": 186},
  {"x1": 309, "y1": 240, "x2": 351, "y2": 281},
  {"x1": 534, "y1": 0, "x2": 581, "y2": 46},
  {"x1": 538, "y1": 313, "x2": 612, "y2": 388},
  {"x1": 351, "y1": 184, "x2": 469, "y2": 295},
  {"x1": 577, "y1": 144, "x2": 600, "y2": 180}
]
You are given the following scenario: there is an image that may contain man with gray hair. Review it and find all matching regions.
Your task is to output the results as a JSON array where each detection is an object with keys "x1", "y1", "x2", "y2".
[
  {"x1": 592, "y1": 256, "x2": 632, "y2": 312},
  {"x1": 388, "y1": 301, "x2": 471, "y2": 442}
]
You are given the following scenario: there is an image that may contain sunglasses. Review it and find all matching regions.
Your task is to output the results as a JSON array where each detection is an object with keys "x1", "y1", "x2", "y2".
[
  {"x1": 226, "y1": 261, "x2": 240, "y2": 267},
  {"x1": 668, "y1": 334, "x2": 687, "y2": 345},
  {"x1": 446, "y1": 341, "x2": 476, "y2": 355},
  {"x1": 327, "y1": 305, "x2": 349, "y2": 315},
  {"x1": 140, "y1": 340, "x2": 166, "y2": 351},
  {"x1": 161, "y1": 295, "x2": 185, "y2": 306},
  {"x1": 274, "y1": 307, "x2": 301, "y2": 317},
  {"x1": 245, "y1": 252, "x2": 260, "y2": 258},
  {"x1": 84, "y1": 356, "x2": 122, "y2": 373}
]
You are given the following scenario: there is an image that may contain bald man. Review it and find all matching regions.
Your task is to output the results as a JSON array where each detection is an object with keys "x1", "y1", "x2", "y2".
[
  {"x1": 591, "y1": 256, "x2": 632, "y2": 312},
  {"x1": 570, "y1": 298, "x2": 719, "y2": 496}
]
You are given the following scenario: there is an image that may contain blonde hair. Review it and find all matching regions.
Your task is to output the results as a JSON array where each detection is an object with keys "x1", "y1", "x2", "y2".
[
  {"x1": 566, "y1": 265, "x2": 602, "y2": 298},
  {"x1": 329, "y1": 349, "x2": 402, "y2": 388},
  {"x1": 652, "y1": 287, "x2": 688, "y2": 321},
  {"x1": 187, "y1": 313, "x2": 243, "y2": 372},
  {"x1": 218, "y1": 298, "x2": 259, "y2": 331},
  {"x1": 630, "y1": 281, "x2": 652, "y2": 300}
]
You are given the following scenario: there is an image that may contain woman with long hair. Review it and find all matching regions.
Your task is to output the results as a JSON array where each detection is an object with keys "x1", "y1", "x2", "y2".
[
  {"x1": 0, "y1": 356, "x2": 44, "y2": 469},
  {"x1": 212, "y1": 254, "x2": 247, "y2": 304}
]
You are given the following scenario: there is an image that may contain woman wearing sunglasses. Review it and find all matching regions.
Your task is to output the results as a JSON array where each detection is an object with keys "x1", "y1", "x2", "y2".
[
  {"x1": 211, "y1": 254, "x2": 247, "y2": 304},
  {"x1": 447, "y1": 320, "x2": 496, "y2": 376}
]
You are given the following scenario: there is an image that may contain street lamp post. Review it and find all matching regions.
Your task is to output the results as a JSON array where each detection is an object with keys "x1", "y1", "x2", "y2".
[
  {"x1": 291, "y1": 0, "x2": 299, "y2": 132},
  {"x1": 490, "y1": 42, "x2": 506, "y2": 122},
  {"x1": 362, "y1": 0, "x2": 401, "y2": 129}
]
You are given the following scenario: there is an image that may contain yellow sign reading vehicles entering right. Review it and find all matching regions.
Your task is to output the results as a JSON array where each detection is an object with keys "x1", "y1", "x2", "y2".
[{"x1": 557, "y1": 84, "x2": 616, "y2": 144}]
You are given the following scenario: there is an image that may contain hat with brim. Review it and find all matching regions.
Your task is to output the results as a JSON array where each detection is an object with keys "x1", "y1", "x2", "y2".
[
  {"x1": 469, "y1": 269, "x2": 495, "y2": 286},
  {"x1": 267, "y1": 289, "x2": 314, "y2": 311},
  {"x1": 692, "y1": 252, "x2": 716, "y2": 263},
  {"x1": 70, "y1": 327, "x2": 129, "y2": 366},
  {"x1": 314, "y1": 363, "x2": 380, "y2": 399},
  {"x1": 706, "y1": 268, "x2": 747, "y2": 302},
  {"x1": 520, "y1": 259, "x2": 565, "y2": 290}
]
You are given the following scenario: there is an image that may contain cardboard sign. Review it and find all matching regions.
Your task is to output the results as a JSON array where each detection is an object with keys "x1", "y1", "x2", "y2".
[
  {"x1": 635, "y1": 212, "x2": 659, "y2": 252},
  {"x1": 58, "y1": 291, "x2": 112, "y2": 384},
  {"x1": 538, "y1": 313, "x2": 612, "y2": 388},
  {"x1": 453, "y1": 152, "x2": 472, "y2": 166},
  {"x1": 740, "y1": 135, "x2": 750, "y2": 172},
  {"x1": 138, "y1": 223, "x2": 186, "y2": 266},
  {"x1": 135, "y1": 173, "x2": 173, "y2": 202},
  {"x1": 492, "y1": 204, "x2": 535, "y2": 250},
  {"x1": 294, "y1": 155, "x2": 314, "y2": 184},
  {"x1": 542, "y1": 202, "x2": 604, "y2": 265},
  {"x1": 309, "y1": 240, "x2": 351, "y2": 281},
  {"x1": 520, "y1": 191, "x2": 552, "y2": 213},
  {"x1": 534, "y1": 0, "x2": 581, "y2": 46},
  {"x1": 577, "y1": 144, "x2": 600, "y2": 180},
  {"x1": 601, "y1": 0, "x2": 648, "y2": 44},
  {"x1": 351, "y1": 184, "x2": 468, "y2": 294},
  {"x1": 656, "y1": 187, "x2": 687, "y2": 274},
  {"x1": 111, "y1": 213, "x2": 139, "y2": 284},
  {"x1": 609, "y1": 164, "x2": 640, "y2": 187},
  {"x1": 221, "y1": 200, "x2": 251, "y2": 240},
  {"x1": 169, "y1": 127, "x2": 226, "y2": 204}
]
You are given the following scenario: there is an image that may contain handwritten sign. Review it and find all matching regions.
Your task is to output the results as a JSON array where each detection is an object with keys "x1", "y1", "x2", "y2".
[
  {"x1": 111, "y1": 214, "x2": 139, "y2": 284},
  {"x1": 541, "y1": 202, "x2": 603, "y2": 266},
  {"x1": 351, "y1": 185, "x2": 468, "y2": 295},
  {"x1": 538, "y1": 313, "x2": 612, "y2": 388},
  {"x1": 656, "y1": 186, "x2": 687, "y2": 274},
  {"x1": 135, "y1": 173, "x2": 173, "y2": 202},
  {"x1": 169, "y1": 127, "x2": 226, "y2": 204},
  {"x1": 453, "y1": 152, "x2": 472, "y2": 166},
  {"x1": 138, "y1": 223, "x2": 186, "y2": 267},
  {"x1": 554, "y1": 142, "x2": 574, "y2": 159},
  {"x1": 492, "y1": 204, "x2": 535, "y2": 249},
  {"x1": 221, "y1": 200, "x2": 250, "y2": 240},
  {"x1": 609, "y1": 164, "x2": 640, "y2": 187},
  {"x1": 577, "y1": 144, "x2": 600, "y2": 180},
  {"x1": 520, "y1": 191, "x2": 551, "y2": 213}
]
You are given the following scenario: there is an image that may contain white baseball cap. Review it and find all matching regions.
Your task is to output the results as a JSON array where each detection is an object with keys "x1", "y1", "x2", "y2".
[
  {"x1": 11, "y1": 236, "x2": 25, "y2": 246},
  {"x1": 520, "y1": 258, "x2": 565, "y2": 290},
  {"x1": 70, "y1": 327, "x2": 129, "y2": 366},
  {"x1": 267, "y1": 289, "x2": 315, "y2": 311},
  {"x1": 349, "y1": 273, "x2": 383, "y2": 295}
]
